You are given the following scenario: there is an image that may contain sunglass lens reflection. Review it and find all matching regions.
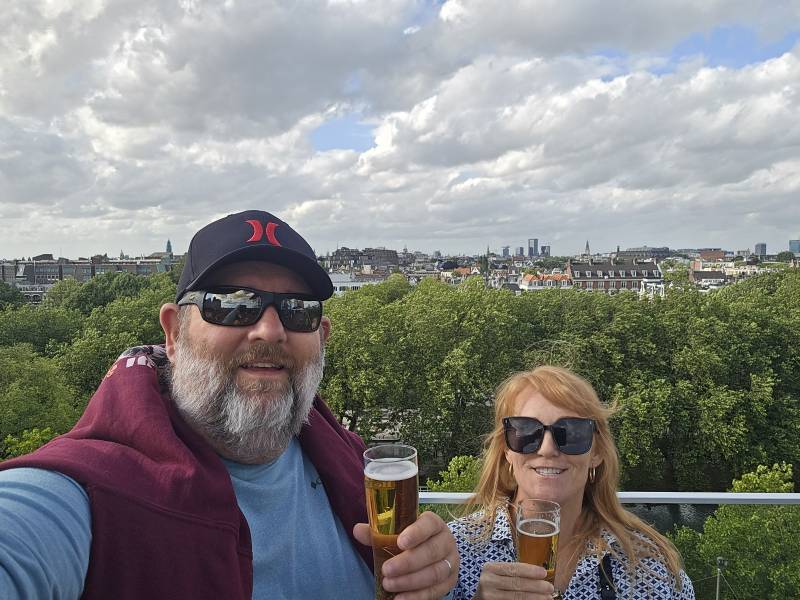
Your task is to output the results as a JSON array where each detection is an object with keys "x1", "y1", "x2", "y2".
[{"x1": 506, "y1": 417, "x2": 593, "y2": 455}]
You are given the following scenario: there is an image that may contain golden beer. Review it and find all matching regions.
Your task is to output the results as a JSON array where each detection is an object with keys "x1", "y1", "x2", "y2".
[
  {"x1": 517, "y1": 517, "x2": 559, "y2": 582},
  {"x1": 364, "y1": 450, "x2": 419, "y2": 600}
]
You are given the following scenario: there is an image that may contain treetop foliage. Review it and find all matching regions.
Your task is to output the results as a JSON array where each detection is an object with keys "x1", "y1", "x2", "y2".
[
  {"x1": 0, "y1": 281, "x2": 25, "y2": 310},
  {"x1": 1, "y1": 268, "x2": 798, "y2": 495},
  {"x1": 322, "y1": 270, "x2": 800, "y2": 492}
]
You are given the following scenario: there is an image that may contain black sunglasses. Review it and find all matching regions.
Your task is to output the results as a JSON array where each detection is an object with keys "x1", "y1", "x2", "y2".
[
  {"x1": 178, "y1": 287, "x2": 323, "y2": 332},
  {"x1": 503, "y1": 416, "x2": 596, "y2": 455}
]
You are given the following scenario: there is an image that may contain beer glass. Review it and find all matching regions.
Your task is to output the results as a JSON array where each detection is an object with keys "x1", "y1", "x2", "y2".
[
  {"x1": 363, "y1": 444, "x2": 419, "y2": 600},
  {"x1": 515, "y1": 499, "x2": 560, "y2": 594}
]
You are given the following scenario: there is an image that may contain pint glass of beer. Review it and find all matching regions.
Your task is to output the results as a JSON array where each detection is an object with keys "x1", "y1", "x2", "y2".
[
  {"x1": 515, "y1": 499, "x2": 560, "y2": 585},
  {"x1": 363, "y1": 444, "x2": 419, "y2": 600}
]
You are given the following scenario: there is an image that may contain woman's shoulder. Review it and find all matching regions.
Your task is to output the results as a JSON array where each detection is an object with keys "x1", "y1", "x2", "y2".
[
  {"x1": 599, "y1": 529, "x2": 695, "y2": 599},
  {"x1": 448, "y1": 508, "x2": 490, "y2": 539}
]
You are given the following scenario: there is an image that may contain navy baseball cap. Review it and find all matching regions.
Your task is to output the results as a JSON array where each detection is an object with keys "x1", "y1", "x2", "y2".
[{"x1": 176, "y1": 210, "x2": 333, "y2": 302}]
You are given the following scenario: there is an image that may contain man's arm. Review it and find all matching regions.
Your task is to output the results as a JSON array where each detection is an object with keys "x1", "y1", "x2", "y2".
[{"x1": 0, "y1": 468, "x2": 92, "y2": 600}]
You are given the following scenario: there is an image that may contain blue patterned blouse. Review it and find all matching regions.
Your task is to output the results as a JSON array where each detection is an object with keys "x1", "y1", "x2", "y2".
[{"x1": 448, "y1": 507, "x2": 695, "y2": 600}]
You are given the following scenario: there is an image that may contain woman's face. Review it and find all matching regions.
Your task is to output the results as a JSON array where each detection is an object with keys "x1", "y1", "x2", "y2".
[{"x1": 504, "y1": 389, "x2": 601, "y2": 517}]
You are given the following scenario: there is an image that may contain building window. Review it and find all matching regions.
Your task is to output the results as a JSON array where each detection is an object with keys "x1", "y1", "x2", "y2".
[
  {"x1": 618, "y1": 270, "x2": 625, "y2": 277},
  {"x1": 586, "y1": 281, "x2": 593, "y2": 289}
]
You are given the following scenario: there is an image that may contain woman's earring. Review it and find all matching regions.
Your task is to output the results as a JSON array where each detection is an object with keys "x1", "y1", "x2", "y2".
[{"x1": 588, "y1": 466, "x2": 597, "y2": 484}]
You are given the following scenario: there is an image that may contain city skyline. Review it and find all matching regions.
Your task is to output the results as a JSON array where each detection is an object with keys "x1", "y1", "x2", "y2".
[
  {"x1": 1, "y1": 2, "x2": 799, "y2": 258},
  {"x1": 2, "y1": 235, "x2": 797, "y2": 263}
]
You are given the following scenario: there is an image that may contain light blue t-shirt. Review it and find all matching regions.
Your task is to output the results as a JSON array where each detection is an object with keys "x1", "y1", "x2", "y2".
[
  {"x1": 223, "y1": 437, "x2": 374, "y2": 599},
  {"x1": 0, "y1": 438, "x2": 374, "y2": 599}
]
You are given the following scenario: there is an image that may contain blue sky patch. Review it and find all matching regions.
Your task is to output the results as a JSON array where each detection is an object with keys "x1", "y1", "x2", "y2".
[
  {"x1": 671, "y1": 25, "x2": 800, "y2": 69},
  {"x1": 594, "y1": 26, "x2": 799, "y2": 77},
  {"x1": 310, "y1": 114, "x2": 375, "y2": 152}
]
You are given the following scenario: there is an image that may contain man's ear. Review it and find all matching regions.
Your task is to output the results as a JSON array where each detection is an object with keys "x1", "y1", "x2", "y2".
[
  {"x1": 320, "y1": 316, "x2": 331, "y2": 344},
  {"x1": 160, "y1": 303, "x2": 182, "y2": 362}
]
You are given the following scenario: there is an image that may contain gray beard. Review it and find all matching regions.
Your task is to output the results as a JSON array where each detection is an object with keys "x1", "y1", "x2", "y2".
[{"x1": 169, "y1": 337, "x2": 324, "y2": 464}]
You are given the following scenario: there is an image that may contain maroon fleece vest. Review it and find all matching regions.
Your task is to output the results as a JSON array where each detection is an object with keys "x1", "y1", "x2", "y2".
[{"x1": 0, "y1": 347, "x2": 371, "y2": 600}]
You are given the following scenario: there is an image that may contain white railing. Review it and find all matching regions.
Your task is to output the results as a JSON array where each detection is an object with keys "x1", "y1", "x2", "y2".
[{"x1": 419, "y1": 491, "x2": 800, "y2": 505}]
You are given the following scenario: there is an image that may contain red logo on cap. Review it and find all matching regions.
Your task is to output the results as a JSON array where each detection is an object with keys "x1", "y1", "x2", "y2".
[{"x1": 245, "y1": 220, "x2": 282, "y2": 246}]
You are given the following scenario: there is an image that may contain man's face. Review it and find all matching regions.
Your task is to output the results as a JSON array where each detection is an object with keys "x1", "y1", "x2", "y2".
[{"x1": 163, "y1": 261, "x2": 330, "y2": 464}]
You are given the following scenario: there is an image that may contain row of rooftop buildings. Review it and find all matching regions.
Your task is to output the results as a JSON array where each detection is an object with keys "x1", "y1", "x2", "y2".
[{"x1": 2, "y1": 240, "x2": 798, "y2": 303}]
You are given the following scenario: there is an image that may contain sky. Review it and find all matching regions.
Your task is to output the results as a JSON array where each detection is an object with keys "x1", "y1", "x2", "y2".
[{"x1": 1, "y1": 0, "x2": 800, "y2": 259}]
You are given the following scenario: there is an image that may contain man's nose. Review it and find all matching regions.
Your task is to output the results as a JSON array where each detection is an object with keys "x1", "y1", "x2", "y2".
[{"x1": 246, "y1": 305, "x2": 288, "y2": 344}]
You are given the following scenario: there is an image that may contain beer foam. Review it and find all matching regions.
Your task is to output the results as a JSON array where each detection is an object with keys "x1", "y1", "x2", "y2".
[
  {"x1": 518, "y1": 518, "x2": 559, "y2": 537},
  {"x1": 365, "y1": 459, "x2": 419, "y2": 481}
]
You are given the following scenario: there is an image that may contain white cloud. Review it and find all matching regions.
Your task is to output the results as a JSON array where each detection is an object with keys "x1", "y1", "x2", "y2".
[{"x1": 1, "y1": 0, "x2": 799, "y2": 259}]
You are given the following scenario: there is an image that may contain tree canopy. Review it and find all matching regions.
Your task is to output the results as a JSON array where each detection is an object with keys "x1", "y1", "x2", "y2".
[
  {"x1": 0, "y1": 268, "x2": 798, "y2": 494},
  {"x1": 0, "y1": 281, "x2": 25, "y2": 310}
]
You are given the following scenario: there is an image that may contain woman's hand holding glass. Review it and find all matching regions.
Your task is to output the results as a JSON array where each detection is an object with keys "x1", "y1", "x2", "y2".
[{"x1": 475, "y1": 562, "x2": 554, "y2": 599}]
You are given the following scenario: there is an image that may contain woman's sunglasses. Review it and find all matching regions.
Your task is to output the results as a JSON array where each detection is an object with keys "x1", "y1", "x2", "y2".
[
  {"x1": 178, "y1": 287, "x2": 323, "y2": 332},
  {"x1": 503, "y1": 416, "x2": 596, "y2": 455}
]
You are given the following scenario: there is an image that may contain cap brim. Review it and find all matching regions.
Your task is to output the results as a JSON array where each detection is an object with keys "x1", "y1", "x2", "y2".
[{"x1": 183, "y1": 245, "x2": 333, "y2": 300}]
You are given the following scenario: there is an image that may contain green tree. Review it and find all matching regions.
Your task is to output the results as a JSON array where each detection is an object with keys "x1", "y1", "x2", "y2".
[
  {"x1": 533, "y1": 257, "x2": 569, "y2": 271},
  {"x1": 385, "y1": 278, "x2": 528, "y2": 465},
  {"x1": 44, "y1": 271, "x2": 151, "y2": 314},
  {"x1": 423, "y1": 455, "x2": 482, "y2": 520},
  {"x1": 660, "y1": 260, "x2": 692, "y2": 290},
  {"x1": 42, "y1": 277, "x2": 84, "y2": 309},
  {"x1": 169, "y1": 256, "x2": 186, "y2": 284},
  {"x1": 671, "y1": 464, "x2": 800, "y2": 600},
  {"x1": 776, "y1": 250, "x2": 795, "y2": 263},
  {"x1": 324, "y1": 288, "x2": 399, "y2": 433},
  {"x1": 2, "y1": 428, "x2": 58, "y2": 459},
  {"x1": 0, "y1": 304, "x2": 84, "y2": 354},
  {"x1": 56, "y1": 283, "x2": 172, "y2": 401},
  {"x1": 426, "y1": 455, "x2": 482, "y2": 493},
  {"x1": 0, "y1": 281, "x2": 25, "y2": 309},
  {"x1": 0, "y1": 345, "x2": 79, "y2": 442}
]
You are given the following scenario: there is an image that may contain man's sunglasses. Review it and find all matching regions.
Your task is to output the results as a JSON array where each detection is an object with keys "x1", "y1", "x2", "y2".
[
  {"x1": 178, "y1": 287, "x2": 323, "y2": 332},
  {"x1": 503, "y1": 416, "x2": 596, "y2": 455}
]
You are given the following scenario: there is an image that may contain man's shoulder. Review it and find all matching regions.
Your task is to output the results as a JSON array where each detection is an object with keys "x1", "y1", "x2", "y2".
[{"x1": 0, "y1": 466, "x2": 88, "y2": 498}]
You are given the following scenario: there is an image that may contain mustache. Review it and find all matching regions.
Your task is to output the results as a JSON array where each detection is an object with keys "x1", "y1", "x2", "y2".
[{"x1": 231, "y1": 343, "x2": 295, "y2": 370}]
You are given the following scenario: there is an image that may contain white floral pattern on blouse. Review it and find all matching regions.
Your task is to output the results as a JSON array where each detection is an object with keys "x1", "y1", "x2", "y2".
[{"x1": 448, "y1": 507, "x2": 695, "y2": 600}]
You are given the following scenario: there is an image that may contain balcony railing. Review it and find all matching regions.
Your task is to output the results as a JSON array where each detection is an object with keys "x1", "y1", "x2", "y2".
[{"x1": 419, "y1": 491, "x2": 800, "y2": 504}]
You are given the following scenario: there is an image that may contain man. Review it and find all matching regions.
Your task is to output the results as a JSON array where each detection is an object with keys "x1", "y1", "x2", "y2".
[{"x1": 0, "y1": 210, "x2": 458, "y2": 599}]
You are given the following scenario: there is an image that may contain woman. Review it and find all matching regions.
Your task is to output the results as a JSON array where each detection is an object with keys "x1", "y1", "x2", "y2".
[{"x1": 448, "y1": 366, "x2": 694, "y2": 599}]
